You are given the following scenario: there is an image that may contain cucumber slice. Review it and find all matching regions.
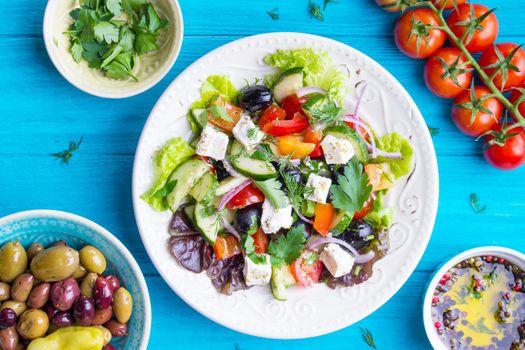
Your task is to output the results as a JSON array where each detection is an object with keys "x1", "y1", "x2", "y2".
[
  {"x1": 166, "y1": 159, "x2": 210, "y2": 212},
  {"x1": 216, "y1": 176, "x2": 248, "y2": 196},
  {"x1": 271, "y1": 265, "x2": 295, "y2": 301},
  {"x1": 189, "y1": 171, "x2": 218, "y2": 205},
  {"x1": 228, "y1": 141, "x2": 277, "y2": 180},
  {"x1": 272, "y1": 67, "x2": 304, "y2": 102},
  {"x1": 183, "y1": 204, "x2": 195, "y2": 223},
  {"x1": 323, "y1": 125, "x2": 370, "y2": 163},
  {"x1": 330, "y1": 210, "x2": 352, "y2": 236},
  {"x1": 194, "y1": 203, "x2": 220, "y2": 244},
  {"x1": 191, "y1": 109, "x2": 208, "y2": 129}
]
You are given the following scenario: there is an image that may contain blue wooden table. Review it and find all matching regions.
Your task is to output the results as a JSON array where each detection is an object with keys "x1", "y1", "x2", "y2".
[{"x1": 1, "y1": 0, "x2": 524, "y2": 348}]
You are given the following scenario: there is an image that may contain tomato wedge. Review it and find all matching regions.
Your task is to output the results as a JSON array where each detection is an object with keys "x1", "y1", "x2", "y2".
[
  {"x1": 277, "y1": 135, "x2": 316, "y2": 159},
  {"x1": 281, "y1": 94, "x2": 309, "y2": 117},
  {"x1": 292, "y1": 251, "x2": 323, "y2": 288},
  {"x1": 353, "y1": 197, "x2": 374, "y2": 219},
  {"x1": 313, "y1": 203, "x2": 336, "y2": 236},
  {"x1": 263, "y1": 112, "x2": 310, "y2": 136},
  {"x1": 207, "y1": 96, "x2": 242, "y2": 133},
  {"x1": 225, "y1": 183, "x2": 265, "y2": 209},
  {"x1": 259, "y1": 105, "x2": 286, "y2": 130},
  {"x1": 252, "y1": 228, "x2": 269, "y2": 254},
  {"x1": 214, "y1": 235, "x2": 241, "y2": 260},
  {"x1": 303, "y1": 126, "x2": 324, "y2": 158},
  {"x1": 194, "y1": 155, "x2": 216, "y2": 174}
]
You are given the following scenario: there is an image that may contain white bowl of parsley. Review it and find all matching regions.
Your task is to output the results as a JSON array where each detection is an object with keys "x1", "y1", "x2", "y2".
[{"x1": 43, "y1": 0, "x2": 183, "y2": 98}]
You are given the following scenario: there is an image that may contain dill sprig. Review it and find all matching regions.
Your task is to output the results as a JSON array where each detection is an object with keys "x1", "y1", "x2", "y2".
[
  {"x1": 427, "y1": 125, "x2": 440, "y2": 137},
  {"x1": 360, "y1": 327, "x2": 377, "y2": 349},
  {"x1": 51, "y1": 137, "x2": 83, "y2": 165},
  {"x1": 267, "y1": 8, "x2": 279, "y2": 20},
  {"x1": 323, "y1": 0, "x2": 337, "y2": 10},
  {"x1": 470, "y1": 193, "x2": 487, "y2": 214},
  {"x1": 307, "y1": 1, "x2": 324, "y2": 21}
]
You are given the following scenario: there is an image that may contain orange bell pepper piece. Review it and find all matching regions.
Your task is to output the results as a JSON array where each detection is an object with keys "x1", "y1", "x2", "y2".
[
  {"x1": 278, "y1": 135, "x2": 316, "y2": 159},
  {"x1": 213, "y1": 235, "x2": 241, "y2": 260},
  {"x1": 364, "y1": 164, "x2": 393, "y2": 191},
  {"x1": 207, "y1": 96, "x2": 242, "y2": 133},
  {"x1": 313, "y1": 203, "x2": 336, "y2": 237}
]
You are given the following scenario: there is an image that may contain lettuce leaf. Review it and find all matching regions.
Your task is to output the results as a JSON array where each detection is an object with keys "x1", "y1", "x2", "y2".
[
  {"x1": 375, "y1": 133, "x2": 414, "y2": 179},
  {"x1": 365, "y1": 207, "x2": 394, "y2": 230},
  {"x1": 263, "y1": 48, "x2": 349, "y2": 103},
  {"x1": 141, "y1": 137, "x2": 195, "y2": 211},
  {"x1": 190, "y1": 75, "x2": 239, "y2": 110}
]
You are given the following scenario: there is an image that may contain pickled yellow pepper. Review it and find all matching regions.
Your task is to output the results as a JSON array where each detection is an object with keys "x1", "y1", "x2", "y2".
[{"x1": 27, "y1": 326, "x2": 105, "y2": 350}]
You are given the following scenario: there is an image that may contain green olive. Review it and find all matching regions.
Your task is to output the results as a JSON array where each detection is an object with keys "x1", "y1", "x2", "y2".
[
  {"x1": 94, "y1": 325, "x2": 112, "y2": 345},
  {"x1": 71, "y1": 264, "x2": 88, "y2": 280},
  {"x1": 1, "y1": 300, "x2": 27, "y2": 316},
  {"x1": 0, "y1": 283, "x2": 10, "y2": 302},
  {"x1": 11, "y1": 274, "x2": 34, "y2": 303},
  {"x1": 80, "y1": 272, "x2": 98, "y2": 298},
  {"x1": 30, "y1": 246, "x2": 79, "y2": 282},
  {"x1": 17, "y1": 309, "x2": 49, "y2": 340},
  {"x1": 79, "y1": 246, "x2": 107, "y2": 274},
  {"x1": 0, "y1": 241, "x2": 28, "y2": 283},
  {"x1": 26, "y1": 243, "x2": 44, "y2": 262},
  {"x1": 112, "y1": 287, "x2": 133, "y2": 323}
]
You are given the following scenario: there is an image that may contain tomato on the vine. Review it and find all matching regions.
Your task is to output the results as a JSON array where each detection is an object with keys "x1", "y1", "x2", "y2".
[
  {"x1": 447, "y1": 4, "x2": 498, "y2": 53},
  {"x1": 432, "y1": 0, "x2": 467, "y2": 10},
  {"x1": 483, "y1": 125, "x2": 525, "y2": 170},
  {"x1": 452, "y1": 86, "x2": 502, "y2": 137},
  {"x1": 510, "y1": 86, "x2": 525, "y2": 119},
  {"x1": 424, "y1": 48, "x2": 473, "y2": 98},
  {"x1": 394, "y1": 8, "x2": 446, "y2": 59},
  {"x1": 479, "y1": 43, "x2": 525, "y2": 91}
]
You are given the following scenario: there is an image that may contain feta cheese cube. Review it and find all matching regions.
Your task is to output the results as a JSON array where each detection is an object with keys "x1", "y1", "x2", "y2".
[
  {"x1": 196, "y1": 125, "x2": 229, "y2": 160},
  {"x1": 232, "y1": 113, "x2": 264, "y2": 150},
  {"x1": 243, "y1": 254, "x2": 271, "y2": 286},
  {"x1": 320, "y1": 134, "x2": 355, "y2": 165},
  {"x1": 320, "y1": 243, "x2": 355, "y2": 278},
  {"x1": 260, "y1": 198, "x2": 293, "y2": 234},
  {"x1": 304, "y1": 174, "x2": 332, "y2": 204}
]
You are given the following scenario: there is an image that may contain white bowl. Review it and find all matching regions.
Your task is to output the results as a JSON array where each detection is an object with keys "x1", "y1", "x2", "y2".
[
  {"x1": 423, "y1": 246, "x2": 525, "y2": 349},
  {"x1": 43, "y1": 0, "x2": 184, "y2": 98}
]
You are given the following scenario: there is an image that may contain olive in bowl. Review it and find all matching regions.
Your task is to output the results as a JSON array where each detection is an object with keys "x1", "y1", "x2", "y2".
[{"x1": 0, "y1": 210, "x2": 150, "y2": 350}]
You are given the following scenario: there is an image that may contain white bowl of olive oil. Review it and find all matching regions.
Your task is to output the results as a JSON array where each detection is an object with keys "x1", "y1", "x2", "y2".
[
  {"x1": 423, "y1": 247, "x2": 525, "y2": 350},
  {"x1": 43, "y1": 0, "x2": 183, "y2": 98}
]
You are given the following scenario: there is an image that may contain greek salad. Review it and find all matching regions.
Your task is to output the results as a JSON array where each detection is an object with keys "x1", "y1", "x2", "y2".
[{"x1": 141, "y1": 48, "x2": 414, "y2": 300}]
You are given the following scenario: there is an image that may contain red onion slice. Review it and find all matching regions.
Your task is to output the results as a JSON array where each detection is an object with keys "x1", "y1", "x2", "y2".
[
  {"x1": 296, "y1": 87, "x2": 326, "y2": 97},
  {"x1": 341, "y1": 114, "x2": 378, "y2": 158},
  {"x1": 217, "y1": 179, "x2": 252, "y2": 210},
  {"x1": 305, "y1": 236, "x2": 375, "y2": 264},
  {"x1": 221, "y1": 218, "x2": 241, "y2": 241}
]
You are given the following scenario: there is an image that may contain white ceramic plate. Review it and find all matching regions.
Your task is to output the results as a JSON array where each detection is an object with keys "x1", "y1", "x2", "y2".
[{"x1": 132, "y1": 32, "x2": 439, "y2": 339}]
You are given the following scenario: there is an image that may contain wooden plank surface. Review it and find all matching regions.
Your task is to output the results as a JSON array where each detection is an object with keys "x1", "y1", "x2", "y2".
[{"x1": 1, "y1": 0, "x2": 525, "y2": 348}]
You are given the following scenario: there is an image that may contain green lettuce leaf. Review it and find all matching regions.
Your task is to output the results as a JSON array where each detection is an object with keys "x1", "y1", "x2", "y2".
[
  {"x1": 365, "y1": 208, "x2": 394, "y2": 230},
  {"x1": 375, "y1": 133, "x2": 414, "y2": 179},
  {"x1": 263, "y1": 48, "x2": 349, "y2": 103},
  {"x1": 190, "y1": 75, "x2": 239, "y2": 110},
  {"x1": 141, "y1": 138, "x2": 195, "y2": 211}
]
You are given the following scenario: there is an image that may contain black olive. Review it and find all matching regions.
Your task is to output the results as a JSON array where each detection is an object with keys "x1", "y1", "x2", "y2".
[
  {"x1": 239, "y1": 85, "x2": 274, "y2": 113},
  {"x1": 292, "y1": 217, "x2": 312, "y2": 240},
  {"x1": 329, "y1": 164, "x2": 345, "y2": 181},
  {"x1": 213, "y1": 160, "x2": 230, "y2": 181},
  {"x1": 277, "y1": 166, "x2": 303, "y2": 188},
  {"x1": 234, "y1": 204, "x2": 262, "y2": 233},
  {"x1": 341, "y1": 219, "x2": 374, "y2": 251}
]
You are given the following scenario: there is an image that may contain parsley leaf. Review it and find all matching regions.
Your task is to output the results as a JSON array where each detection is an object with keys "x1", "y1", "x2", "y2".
[
  {"x1": 268, "y1": 225, "x2": 306, "y2": 266},
  {"x1": 71, "y1": 40, "x2": 84, "y2": 63},
  {"x1": 106, "y1": 0, "x2": 122, "y2": 16},
  {"x1": 208, "y1": 104, "x2": 233, "y2": 122},
  {"x1": 104, "y1": 52, "x2": 137, "y2": 81},
  {"x1": 94, "y1": 21, "x2": 119, "y2": 44},
  {"x1": 330, "y1": 157, "x2": 373, "y2": 216}
]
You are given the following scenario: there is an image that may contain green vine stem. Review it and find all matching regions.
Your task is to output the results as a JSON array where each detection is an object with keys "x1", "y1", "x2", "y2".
[{"x1": 409, "y1": 1, "x2": 525, "y2": 133}]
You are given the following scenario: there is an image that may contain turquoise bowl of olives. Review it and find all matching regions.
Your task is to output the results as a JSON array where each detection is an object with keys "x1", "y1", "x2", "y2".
[{"x1": 0, "y1": 210, "x2": 151, "y2": 350}]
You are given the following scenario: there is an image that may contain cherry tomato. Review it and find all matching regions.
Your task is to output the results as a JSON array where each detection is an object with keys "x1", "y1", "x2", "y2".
[
  {"x1": 447, "y1": 4, "x2": 498, "y2": 53},
  {"x1": 226, "y1": 184, "x2": 265, "y2": 209},
  {"x1": 281, "y1": 94, "x2": 308, "y2": 118},
  {"x1": 353, "y1": 197, "x2": 374, "y2": 220},
  {"x1": 394, "y1": 8, "x2": 446, "y2": 59},
  {"x1": 258, "y1": 105, "x2": 286, "y2": 130},
  {"x1": 214, "y1": 235, "x2": 241, "y2": 260},
  {"x1": 424, "y1": 48, "x2": 473, "y2": 98},
  {"x1": 374, "y1": 0, "x2": 402, "y2": 12},
  {"x1": 207, "y1": 96, "x2": 242, "y2": 133},
  {"x1": 479, "y1": 43, "x2": 525, "y2": 91},
  {"x1": 452, "y1": 86, "x2": 502, "y2": 137},
  {"x1": 483, "y1": 125, "x2": 525, "y2": 170},
  {"x1": 292, "y1": 251, "x2": 323, "y2": 288},
  {"x1": 262, "y1": 112, "x2": 310, "y2": 136},
  {"x1": 252, "y1": 228, "x2": 268, "y2": 254},
  {"x1": 303, "y1": 126, "x2": 324, "y2": 158},
  {"x1": 432, "y1": 0, "x2": 467, "y2": 10},
  {"x1": 510, "y1": 87, "x2": 525, "y2": 119}
]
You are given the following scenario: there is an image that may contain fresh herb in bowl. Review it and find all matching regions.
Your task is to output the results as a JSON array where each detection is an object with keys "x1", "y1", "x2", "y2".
[{"x1": 66, "y1": 0, "x2": 168, "y2": 81}]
